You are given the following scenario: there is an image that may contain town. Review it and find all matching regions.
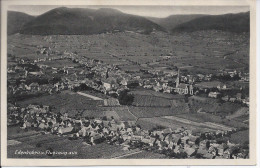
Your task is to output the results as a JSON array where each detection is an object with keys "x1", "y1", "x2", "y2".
[{"x1": 7, "y1": 34, "x2": 249, "y2": 158}]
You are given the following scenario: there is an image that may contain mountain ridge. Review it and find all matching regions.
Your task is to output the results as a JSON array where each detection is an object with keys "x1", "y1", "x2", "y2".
[
  {"x1": 8, "y1": 8, "x2": 250, "y2": 35},
  {"x1": 171, "y1": 12, "x2": 249, "y2": 33},
  {"x1": 8, "y1": 11, "x2": 35, "y2": 35},
  {"x1": 19, "y1": 7, "x2": 166, "y2": 35}
]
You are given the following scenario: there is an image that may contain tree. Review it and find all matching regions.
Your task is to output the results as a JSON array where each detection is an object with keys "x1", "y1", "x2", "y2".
[
  {"x1": 206, "y1": 141, "x2": 211, "y2": 149},
  {"x1": 195, "y1": 138, "x2": 200, "y2": 145},
  {"x1": 118, "y1": 90, "x2": 134, "y2": 105}
]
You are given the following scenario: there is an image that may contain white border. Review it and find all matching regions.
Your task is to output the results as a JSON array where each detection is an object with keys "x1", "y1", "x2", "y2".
[{"x1": 1, "y1": 0, "x2": 257, "y2": 166}]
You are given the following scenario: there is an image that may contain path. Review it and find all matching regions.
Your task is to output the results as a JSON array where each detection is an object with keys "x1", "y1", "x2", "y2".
[
  {"x1": 126, "y1": 106, "x2": 138, "y2": 121},
  {"x1": 77, "y1": 92, "x2": 103, "y2": 100}
]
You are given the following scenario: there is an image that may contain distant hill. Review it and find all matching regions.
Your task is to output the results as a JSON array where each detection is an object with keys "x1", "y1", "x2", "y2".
[
  {"x1": 19, "y1": 7, "x2": 165, "y2": 35},
  {"x1": 147, "y1": 14, "x2": 206, "y2": 31},
  {"x1": 8, "y1": 11, "x2": 35, "y2": 35},
  {"x1": 172, "y1": 12, "x2": 249, "y2": 33}
]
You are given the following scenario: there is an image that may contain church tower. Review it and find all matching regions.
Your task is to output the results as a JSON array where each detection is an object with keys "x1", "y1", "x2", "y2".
[{"x1": 175, "y1": 69, "x2": 180, "y2": 88}]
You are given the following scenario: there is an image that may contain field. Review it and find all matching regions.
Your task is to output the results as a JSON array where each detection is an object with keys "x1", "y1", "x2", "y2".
[
  {"x1": 136, "y1": 117, "x2": 217, "y2": 132},
  {"x1": 132, "y1": 95, "x2": 173, "y2": 107},
  {"x1": 98, "y1": 106, "x2": 137, "y2": 121},
  {"x1": 230, "y1": 130, "x2": 249, "y2": 144},
  {"x1": 16, "y1": 91, "x2": 104, "y2": 117},
  {"x1": 16, "y1": 90, "x2": 138, "y2": 120},
  {"x1": 188, "y1": 96, "x2": 244, "y2": 115},
  {"x1": 8, "y1": 30, "x2": 249, "y2": 74},
  {"x1": 130, "y1": 88, "x2": 185, "y2": 99},
  {"x1": 175, "y1": 113, "x2": 248, "y2": 129},
  {"x1": 136, "y1": 113, "x2": 237, "y2": 132},
  {"x1": 226, "y1": 107, "x2": 249, "y2": 120}
]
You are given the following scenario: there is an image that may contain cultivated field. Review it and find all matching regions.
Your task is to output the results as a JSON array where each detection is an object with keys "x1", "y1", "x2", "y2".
[
  {"x1": 136, "y1": 117, "x2": 216, "y2": 132},
  {"x1": 230, "y1": 130, "x2": 249, "y2": 144},
  {"x1": 17, "y1": 91, "x2": 104, "y2": 117},
  {"x1": 175, "y1": 113, "x2": 248, "y2": 128},
  {"x1": 8, "y1": 30, "x2": 249, "y2": 74}
]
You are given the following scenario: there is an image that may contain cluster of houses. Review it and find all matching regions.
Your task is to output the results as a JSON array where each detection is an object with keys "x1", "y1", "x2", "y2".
[
  {"x1": 8, "y1": 103, "x2": 248, "y2": 159},
  {"x1": 8, "y1": 49, "x2": 249, "y2": 103},
  {"x1": 208, "y1": 91, "x2": 249, "y2": 106}
]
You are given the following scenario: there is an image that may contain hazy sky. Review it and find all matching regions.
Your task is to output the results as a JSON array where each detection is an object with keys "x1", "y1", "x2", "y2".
[{"x1": 8, "y1": 5, "x2": 249, "y2": 18}]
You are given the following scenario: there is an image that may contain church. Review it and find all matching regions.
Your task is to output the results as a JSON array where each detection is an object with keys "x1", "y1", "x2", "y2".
[{"x1": 174, "y1": 69, "x2": 193, "y2": 95}]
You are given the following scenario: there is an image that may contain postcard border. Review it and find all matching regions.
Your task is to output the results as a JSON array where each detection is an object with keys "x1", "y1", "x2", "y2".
[{"x1": 1, "y1": 0, "x2": 257, "y2": 166}]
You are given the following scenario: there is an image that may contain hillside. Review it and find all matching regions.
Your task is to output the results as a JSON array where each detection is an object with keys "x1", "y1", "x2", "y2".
[
  {"x1": 147, "y1": 14, "x2": 206, "y2": 31},
  {"x1": 19, "y1": 7, "x2": 165, "y2": 35},
  {"x1": 172, "y1": 12, "x2": 249, "y2": 33},
  {"x1": 7, "y1": 11, "x2": 35, "y2": 35}
]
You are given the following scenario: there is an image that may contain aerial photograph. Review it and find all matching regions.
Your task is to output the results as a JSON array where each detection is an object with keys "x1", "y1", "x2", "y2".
[{"x1": 7, "y1": 5, "x2": 250, "y2": 159}]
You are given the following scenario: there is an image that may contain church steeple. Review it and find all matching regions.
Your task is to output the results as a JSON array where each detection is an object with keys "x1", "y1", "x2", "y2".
[{"x1": 176, "y1": 69, "x2": 180, "y2": 88}]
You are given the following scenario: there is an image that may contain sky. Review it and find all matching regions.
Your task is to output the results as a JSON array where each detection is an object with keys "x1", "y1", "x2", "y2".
[{"x1": 8, "y1": 5, "x2": 250, "y2": 18}]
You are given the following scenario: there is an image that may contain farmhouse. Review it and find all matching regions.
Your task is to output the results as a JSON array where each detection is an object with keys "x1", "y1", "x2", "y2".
[
  {"x1": 208, "y1": 92, "x2": 221, "y2": 98},
  {"x1": 29, "y1": 83, "x2": 40, "y2": 92},
  {"x1": 58, "y1": 127, "x2": 73, "y2": 134},
  {"x1": 184, "y1": 146, "x2": 196, "y2": 156}
]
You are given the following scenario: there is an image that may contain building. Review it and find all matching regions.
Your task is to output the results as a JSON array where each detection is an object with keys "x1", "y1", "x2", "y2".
[
  {"x1": 175, "y1": 69, "x2": 193, "y2": 95},
  {"x1": 208, "y1": 92, "x2": 221, "y2": 98}
]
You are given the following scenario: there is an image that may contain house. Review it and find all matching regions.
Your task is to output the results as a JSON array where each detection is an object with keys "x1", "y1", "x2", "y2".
[
  {"x1": 222, "y1": 95, "x2": 229, "y2": 101},
  {"x1": 122, "y1": 134, "x2": 131, "y2": 141},
  {"x1": 188, "y1": 135, "x2": 200, "y2": 145},
  {"x1": 203, "y1": 153, "x2": 214, "y2": 159},
  {"x1": 102, "y1": 78, "x2": 118, "y2": 92},
  {"x1": 197, "y1": 147, "x2": 208, "y2": 156},
  {"x1": 164, "y1": 133, "x2": 173, "y2": 144},
  {"x1": 174, "y1": 145, "x2": 181, "y2": 153},
  {"x1": 18, "y1": 83, "x2": 29, "y2": 90},
  {"x1": 58, "y1": 127, "x2": 73, "y2": 134},
  {"x1": 91, "y1": 133, "x2": 104, "y2": 144},
  {"x1": 29, "y1": 83, "x2": 40, "y2": 92},
  {"x1": 120, "y1": 79, "x2": 128, "y2": 86},
  {"x1": 131, "y1": 135, "x2": 143, "y2": 141},
  {"x1": 208, "y1": 92, "x2": 221, "y2": 98},
  {"x1": 29, "y1": 71, "x2": 43, "y2": 76},
  {"x1": 175, "y1": 127, "x2": 185, "y2": 133},
  {"x1": 229, "y1": 97, "x2": 236, "y2": 102},
  {"x1": 102, "y1": 127, "x2": 110, "y2": 135},
  {"x1": 236, "y1": 93, "x2": 242, "y2": 101},
  {"x1": 184, "y1": 146, "x2": 196, "y2": 156},
  {"x1": 172, "y1": 134, "x2": 182, "y2": 144},
  {"x1": 181, "y1": 136, "x2": 190, "y2": 144},
  {"x1": 79, "y1": 126, "x2": 90, "y2": 137},
  {"x1": 152, "y1": 130, "x2": 164, "y2": 139},
  {"x1": 103, "y1": 82, "x2": 112, "y2": 91},
  {"x1": 162, "y1": 128, "x2": 173, "y2": 135},
  {"x1": 217, "y1": 144, "x2": 227, "y2": 156}
]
